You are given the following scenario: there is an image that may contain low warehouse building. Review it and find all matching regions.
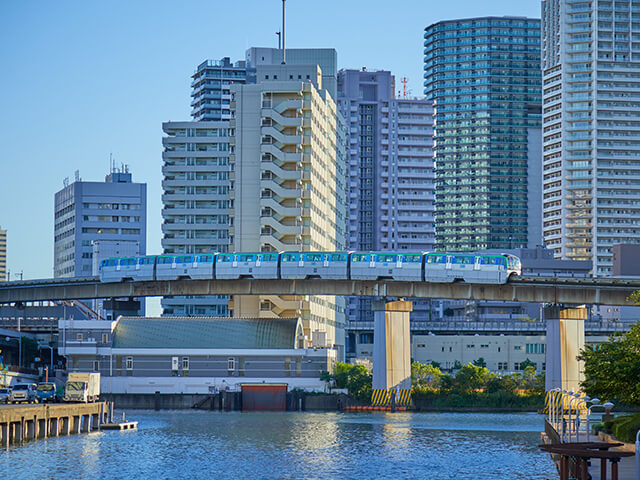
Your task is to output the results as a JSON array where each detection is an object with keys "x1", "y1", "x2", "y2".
[{"x1": 59, "y1": 317, "x2": 334, "y2": 393}]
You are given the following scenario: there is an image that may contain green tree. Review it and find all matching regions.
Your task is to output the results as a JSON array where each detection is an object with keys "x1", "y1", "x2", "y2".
[
  {"x1": 411, "y1": 361, "x2": 442, "y2": 388},
  {"x1": 472, "y1": 357, "x2": 487, "y2": 368},
  {"x1": 325, "y1": 362, "x2": 373, "y2": 402},
  {"x1": 578, "y1": 322, "x2": 640, "y2": 405},
  {"x1": 519, "y1": 358, "x2": 536, "y2": 371},
  {"x1": 453, "y1": 360, "x2": 462, "y2": 370},
  {"x1": 454, "y1": 363, "x2": 491, "y2": 392}
]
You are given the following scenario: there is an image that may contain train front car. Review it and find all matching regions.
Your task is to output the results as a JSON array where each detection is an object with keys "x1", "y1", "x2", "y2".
[
  {"x1": 99, "y1": 256, "x2": 156, "y2": 283},
  {"x1": 350, "y1": 252, "x2": 423, "y2": 281},
  {"x1": 504, "y1": 254, "x2": 522, "y2": 278},
  {"x1": 424, "y1": 253, "x2": 515, "y2": 284},
  {"x1": 279, "y1": 252, "x2": 349, "y2": 280},
  {"x1": 214, "y1": 253, "x2": 278, "y2": 279}
]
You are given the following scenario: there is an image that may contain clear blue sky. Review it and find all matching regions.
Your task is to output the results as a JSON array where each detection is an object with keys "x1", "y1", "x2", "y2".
[{"x1": 0, "y1": 0, "x2": 541, "y2": 281}]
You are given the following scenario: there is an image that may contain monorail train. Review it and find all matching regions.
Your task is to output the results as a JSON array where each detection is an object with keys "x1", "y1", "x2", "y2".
[{"x1": 99, "y1": 251, "x2": 522, "y2": 284}]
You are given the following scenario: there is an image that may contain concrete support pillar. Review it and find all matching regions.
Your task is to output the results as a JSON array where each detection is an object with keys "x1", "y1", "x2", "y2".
[
  {"x1": 15, "y1": 421, "x2": 23, "y2": 445},
  {"x1": 26, "y1": 420, "x2": 35, "y2": 441},
  {"x1": 38, "y1": 419, "x2": 46, "y2": 439},
  {"x1": 61, "y1": 417, "x2": 69, "y2": 436},
  {"x1": 71, "y1": 415, "x2": 80, "y2": 434},
  {"x1": 1, "y1": 423, "x2": 6, "y2": 449},
  {"x1": 545, "y1": 306, "x2": 586, "y2": 392},
  {"x1": 92, "y1": 413, "x2": 100, "y2": 430},
  {"x1": 50, "y1": 418, "x2": 59, "y2": 437},
  {"x1": 372, "y1": 300, "x2": 412, "y2": 405}
]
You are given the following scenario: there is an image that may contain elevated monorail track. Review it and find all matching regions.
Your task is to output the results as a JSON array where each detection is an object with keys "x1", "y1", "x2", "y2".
[{"x1": 1, "y1": 276, "x2": 639, "y2": 306}]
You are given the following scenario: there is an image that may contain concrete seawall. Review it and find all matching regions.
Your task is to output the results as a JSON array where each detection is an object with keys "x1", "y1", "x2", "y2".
[
  {"x1": 103, "y1": 392, "x2": 349, "y2": 411},
  {"x1": 0, "y1": 402, "x2": 109, "y2": 447}
]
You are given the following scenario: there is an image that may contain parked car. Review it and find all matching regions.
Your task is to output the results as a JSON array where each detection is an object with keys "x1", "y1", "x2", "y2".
[
  {"x1": 10, "y1": 383, "x2": 38, "y2": 404},
  {"x1": 36, "y1": 382, "x2": 59, "y2": 403},
  {"x1": 0, "y1": 387, "x2": 11, "y2": 404}
]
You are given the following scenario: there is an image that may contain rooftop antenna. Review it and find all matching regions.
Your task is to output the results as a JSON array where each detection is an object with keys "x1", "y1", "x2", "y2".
[
  {"x1": 281, "y1": 0, "x2": 286, "y2": 64},
  {"x1": 276, "y1": 31, "x2": 281, "y2": 50}
]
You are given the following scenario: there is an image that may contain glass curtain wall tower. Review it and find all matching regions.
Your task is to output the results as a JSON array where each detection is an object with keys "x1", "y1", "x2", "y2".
[
  {"x1": 424, "y1": 17, "x2": 543, "y2": 251},
  {"x1": 542, "y1": 0, "x2": 640, "y2": 275}
]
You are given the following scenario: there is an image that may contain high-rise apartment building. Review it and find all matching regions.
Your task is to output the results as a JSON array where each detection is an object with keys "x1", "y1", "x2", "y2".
[
  {"x1": 53, "y1": 170, "x2": 147, "y2": 278},
  {"x1": 161, "y1": 121, "x2": 231, "y2": 316},
  {"x1": 542, "y1": 0, "x2": 640, "y2": 275},
  {"x1": 337, "y1": 69, "x2": 436, "y2": 328},
  {"x1": 0, "y1": 226, "x2": 6, "y2": 282},
  {"x1": 229, "y1": 63, "x2": 347, "y2": 352},
  {"x1": 424, "y1": 17, "x2": 543, "y2": 252},
  {"x1": 190, "y1": 57, "x2": 248, "y2": 122}
]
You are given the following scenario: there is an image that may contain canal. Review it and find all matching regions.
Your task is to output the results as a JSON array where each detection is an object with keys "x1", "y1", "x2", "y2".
[{"x1": 6, "y1": 411, "x2": 556, "y2": 479}]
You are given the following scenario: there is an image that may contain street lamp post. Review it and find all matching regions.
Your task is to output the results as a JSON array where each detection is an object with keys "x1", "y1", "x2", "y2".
[{"x1": 39, "y1": 344, "x2": 54, "y2": 372}]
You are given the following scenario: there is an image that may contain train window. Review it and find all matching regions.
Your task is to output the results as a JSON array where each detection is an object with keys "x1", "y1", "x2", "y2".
[
  {"x1": 375, "y1": 254, "x2": 396, "y2": 262},
  {"x1": 216, "y1": 254, "x2": 232, "y2": 262},
  {"x1": 238, "y1": 254, "x2": 255, "y2": 262},
  {"x1": 403, "y1": 254, "x2": 421, "y2": 263},
  {"x1": 282, "y1": 253, "x2": 298, "y2": 261},
  {"x1": 121, "y1": 258, "x2": 136, "y2": 266},
  {"x1": 330, "y1": 253, "x2": 346, "y2": 261},
  {"x1": 453, "y1": 256, "x2": 473, "y2": 265},
  {"x1": 104, "y1": 259, "x2": 117, "y2": 267},
  {"x1": 304, "y1": 253, "x2": 324, "y2": 262},
  {"x1": 351, "y1": 254, "x2": 369, "y2": 262},
  {"x1": 198, "y1": 255, "x2": 213, "y2": 263},
  {"x1": 157, "y1": 256, "x2": 174, "y2": 265},
  {"x1": 138, "y1": 257, "x2": 154, "y2": 265},
  {"x1": 427, "y1": 255, "x2": 445, "y2": 264},
  {"x1": 261, "y1": 254, "x2": 277, "y2": 262}
]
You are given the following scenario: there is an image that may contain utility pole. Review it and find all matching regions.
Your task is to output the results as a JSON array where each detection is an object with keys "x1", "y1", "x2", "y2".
[{"x1": 281, "y1": 0, "x2": 286, "y2": 64}]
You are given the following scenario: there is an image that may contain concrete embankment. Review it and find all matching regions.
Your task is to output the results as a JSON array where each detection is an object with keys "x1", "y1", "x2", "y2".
[
  {"x1": 103, "y1": 392, "x2": 350, "y2": 411},
  {"x1": 0, "y1": 402, "x2": 109, "y2": 447}
]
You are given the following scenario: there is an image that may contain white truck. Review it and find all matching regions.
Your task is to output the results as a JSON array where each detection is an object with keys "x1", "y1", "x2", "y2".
[{"x1": 64, "y1": 373, "x2": 100, "y2": 403}]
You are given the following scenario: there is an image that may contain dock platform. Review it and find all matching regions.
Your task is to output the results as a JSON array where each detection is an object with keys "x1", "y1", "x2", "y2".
[{"x1": 100, "y1": 421, "x2": 137, "y2": 431}]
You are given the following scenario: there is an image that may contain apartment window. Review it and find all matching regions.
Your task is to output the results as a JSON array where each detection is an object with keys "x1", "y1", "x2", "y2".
[
  {"x1": 102, "y1": 333, "x2": 109, "y2": 344},
  {"x1": 93, "y1": 360, "x2": 99, "y2": 371},
  {"x1": 514, "y1": 362, "x2": 521, "y2": 371},
  {"x1": 125, "y1": 356, "x2": 133, "y2": 370},
  {"x1": 76, "y1": 333, "x2": 83, "y2": 341},
  {"x1": 514, "y1": 345, "x2": 522, "y2": 351},
  {"x1": 466, "y1": 344, "x2": 475, "y2": 349}
]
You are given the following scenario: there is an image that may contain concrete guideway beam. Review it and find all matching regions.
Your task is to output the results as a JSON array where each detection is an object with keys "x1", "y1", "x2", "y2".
[{"x1": 1, "y1": 276, "x2": 639, "y2": 306}]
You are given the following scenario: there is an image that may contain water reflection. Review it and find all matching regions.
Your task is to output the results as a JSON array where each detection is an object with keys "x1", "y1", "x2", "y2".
[{"x1": 6, "y1": 411, "x2": 556, "y2": 479}]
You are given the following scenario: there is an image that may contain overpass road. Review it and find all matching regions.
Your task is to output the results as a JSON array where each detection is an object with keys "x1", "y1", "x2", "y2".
[{"x1": 1, "y1": 276, "x2": 640, "y2": 306}]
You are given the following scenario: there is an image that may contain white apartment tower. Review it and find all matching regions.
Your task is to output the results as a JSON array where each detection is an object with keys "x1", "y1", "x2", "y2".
[
  {"x1": 542, "y1": 0, "x2": 640, "y2": 275},
  {"x1": 161, "y1": 121, "x2": 231, "y2": 316},
  {"x1": 229, "y1": 64, "x2": 347, "y2": 353}
]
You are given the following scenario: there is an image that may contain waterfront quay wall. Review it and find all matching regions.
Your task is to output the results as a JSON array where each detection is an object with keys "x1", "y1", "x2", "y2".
[
  {"x1": 103, "y1": 392, "x2": 349, "y2": 411},
  {"x1": 0, "y1": 402, "x2": 108, "y2": 447}
]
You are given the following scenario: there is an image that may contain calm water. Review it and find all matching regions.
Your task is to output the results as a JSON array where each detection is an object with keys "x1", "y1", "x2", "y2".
[{"x1": 5, "y1": 411, "x2": 557, "y2": 479}]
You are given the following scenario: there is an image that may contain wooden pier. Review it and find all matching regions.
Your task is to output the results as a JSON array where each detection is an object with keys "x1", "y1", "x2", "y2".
[{"x1": 0, "y1": 402, "x2": 109, "y2": 447}]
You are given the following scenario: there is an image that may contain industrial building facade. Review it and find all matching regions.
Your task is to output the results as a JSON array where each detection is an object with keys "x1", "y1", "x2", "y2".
[{"x1": 59, "y1": 317, "x2": 334, "y2": 393}]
